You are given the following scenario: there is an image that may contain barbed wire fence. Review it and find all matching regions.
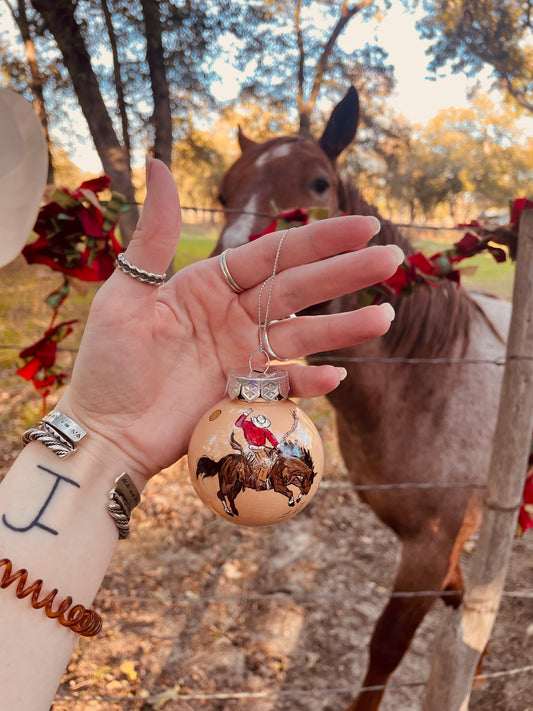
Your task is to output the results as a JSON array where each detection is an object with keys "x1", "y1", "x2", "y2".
[{"x1": 2, "y1": 210, "x2": 532, "y2": 708}]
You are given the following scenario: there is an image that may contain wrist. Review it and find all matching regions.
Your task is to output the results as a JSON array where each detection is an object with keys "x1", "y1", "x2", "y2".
[
  {"x1": 53, "y1": 394, "x2": 149, "y2": 493},
  {"x1": 15, "y1": 406, "x2": 147, "y2": 548}
]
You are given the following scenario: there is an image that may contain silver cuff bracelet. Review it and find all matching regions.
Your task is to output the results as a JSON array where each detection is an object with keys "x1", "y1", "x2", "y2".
[{"x1": 23, "y1": 411, "x2": 87, "y2": 457}]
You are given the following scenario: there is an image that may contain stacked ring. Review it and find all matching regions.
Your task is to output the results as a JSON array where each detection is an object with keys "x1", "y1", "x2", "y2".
[{"x1": 220, "y1": 249, "x2": 245, "y2": 293}]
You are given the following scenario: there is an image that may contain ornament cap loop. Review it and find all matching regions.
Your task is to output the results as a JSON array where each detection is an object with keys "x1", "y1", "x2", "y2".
[{"x1": 226, "y1": 369, "x2": 290, "y2": 402}]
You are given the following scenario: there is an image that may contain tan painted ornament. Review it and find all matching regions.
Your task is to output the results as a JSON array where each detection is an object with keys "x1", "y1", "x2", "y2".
[{"x1": 188, "y1": 369, "x2": 324, "y2": 527}]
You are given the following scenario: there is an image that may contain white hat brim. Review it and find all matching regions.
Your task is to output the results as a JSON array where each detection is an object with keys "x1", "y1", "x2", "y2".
[{"x1": 0, "y1": 88, "x2": 48, "y2": 268}]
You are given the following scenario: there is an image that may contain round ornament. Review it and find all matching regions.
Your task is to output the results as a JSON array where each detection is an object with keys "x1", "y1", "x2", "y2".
[{"x1": 188, "y1": 369, "x2": 324, "y2": 527}]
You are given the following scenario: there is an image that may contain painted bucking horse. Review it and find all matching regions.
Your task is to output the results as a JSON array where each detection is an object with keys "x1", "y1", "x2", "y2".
[
  {"x1": 196, "y1": 432, "x2": 317, "y2": 517},
  {"x1": 212, "y1": 86, "x2": 511, "y2": 710}
]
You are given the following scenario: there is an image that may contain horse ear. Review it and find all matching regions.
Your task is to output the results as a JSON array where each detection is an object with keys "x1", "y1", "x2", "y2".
[
  {"x1": 318, "y1": 86, "x2": 359, "y2": 161},
  {"x1": 237, "y1": 125, "x2": 258, "y2": 153}
]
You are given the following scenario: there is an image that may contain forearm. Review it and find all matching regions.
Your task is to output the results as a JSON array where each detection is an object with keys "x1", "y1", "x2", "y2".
[{"x1": 0, "y1": 433, "x2": 146, "y2": 710}]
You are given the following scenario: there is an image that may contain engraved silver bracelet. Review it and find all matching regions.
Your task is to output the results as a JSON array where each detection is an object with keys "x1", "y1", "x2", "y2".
[
  {"x1": 23, "y1": 413, "x2": 140, "y2": 539},
  {"x1": 107, "y1": 473, "x2": 141, "y2": 540},
  {"x1": 23, "y1": 411, "x2": 87, "y2": 457}
]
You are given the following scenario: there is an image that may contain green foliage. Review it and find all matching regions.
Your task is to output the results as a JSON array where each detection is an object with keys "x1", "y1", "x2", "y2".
[
  {"x1": 418, "y1": 0, "x2": 533, "y2": 114},
  {"x1": 1, "y1": 0, "x2": 530, "y2": 224},
  {"x1": 345, "y1": 94, "x2": 532, "y2": 223},
  {"x1": 231, "y1": 0, "x2": 396, "y2": 132}
]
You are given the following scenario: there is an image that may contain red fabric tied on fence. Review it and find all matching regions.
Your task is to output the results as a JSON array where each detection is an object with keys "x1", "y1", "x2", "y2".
[
  {"x1": 17, "y1": 320, "x2": 77, "y2": 392},
  {"x1": 517, "y1": 470, "x2": 533, "y2": 537},
  {"x1": 248, "y1": 208, "x2": 311, "y2": 241},
  {"x1": 18, "y1": 175, "x2": 125, "y2": 403},
  {"x1": 23, "y1": 175, "x2": 122, "y2": 282},
  {"x1": 510, "y1": 197, "x2": 533, "y2": 228}
]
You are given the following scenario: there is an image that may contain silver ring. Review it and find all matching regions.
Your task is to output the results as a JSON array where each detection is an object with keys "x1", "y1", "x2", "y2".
[
  {"x1": 263, "y1": 321, "x2": 290, "y2": 362},
  {"x1": 220, "y1": 249, "x2": 245, "y2": 293},
  {"x1": 116, "y1": 252, "x2": 166, "y2": 286}
]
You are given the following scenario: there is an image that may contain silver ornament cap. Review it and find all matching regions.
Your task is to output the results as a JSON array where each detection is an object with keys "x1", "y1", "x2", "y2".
[{"x1": 226, "y1": 369, "x2": 290, "y2": 403}]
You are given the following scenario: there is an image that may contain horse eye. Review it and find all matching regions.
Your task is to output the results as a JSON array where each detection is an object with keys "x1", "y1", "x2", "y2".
[
  {"x1": 310, "y1": 177, "x2": 330, "y2": 195},
  {"x1": 218, "y1": 193, "x2": 227, "y2": 207}
]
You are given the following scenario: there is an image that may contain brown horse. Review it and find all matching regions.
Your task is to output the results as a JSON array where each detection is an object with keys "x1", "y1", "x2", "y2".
[
  {"x1": 196, "y1": 435, "x2": 317, "y2": 517},
  {"x1": 212, "y1": 87, "x2": 511, "y2": 710},
  {"x1": 269, "y1": 444, "x2": 316, "y2": 505}
]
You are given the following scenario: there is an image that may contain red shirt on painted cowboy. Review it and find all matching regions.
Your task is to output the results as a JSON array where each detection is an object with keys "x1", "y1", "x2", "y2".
[{"x1": 235, "y1": 412, "x2": 279, "y2": 448}]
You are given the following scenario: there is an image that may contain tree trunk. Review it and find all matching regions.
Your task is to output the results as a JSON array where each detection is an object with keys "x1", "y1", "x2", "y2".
[
  {"x1": 10, "y1": 0, "x2": 54, "y2": 184},
  {"x1": 100, "y1": 0, "x2": 131, "y2": 171},
  {"x1": 30, "y1": 0, "x2": 139, "y2": 244},
  {"x1": 141, "y1": 0, "x2": 172, "y2": 167}
]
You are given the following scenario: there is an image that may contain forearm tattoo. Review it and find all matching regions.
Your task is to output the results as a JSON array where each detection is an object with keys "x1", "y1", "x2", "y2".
[{"x1": 2, "y1": 464, "x2": 80, "y2": 536}]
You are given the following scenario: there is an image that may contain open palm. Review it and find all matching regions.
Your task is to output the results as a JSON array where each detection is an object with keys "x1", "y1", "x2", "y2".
[{"x1": 59, "y1": 158, "x2": 401, "y2": 482}]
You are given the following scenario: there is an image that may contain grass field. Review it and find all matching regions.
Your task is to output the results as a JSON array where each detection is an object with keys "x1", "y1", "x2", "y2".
[
  {"x1": 172, "y1": 222, "x2": 218, "y2": 272},
  {"x1": 0, "y1": 222, "x2": 515, "y2": 451}
]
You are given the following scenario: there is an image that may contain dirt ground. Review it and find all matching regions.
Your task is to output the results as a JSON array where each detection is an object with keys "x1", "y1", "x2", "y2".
[
  {"x1": 1, "y1": 257, "x2": 532, "y2": 711},
  {"x1": 1, "y1": 391, "x2": 532, "y2": 711}
]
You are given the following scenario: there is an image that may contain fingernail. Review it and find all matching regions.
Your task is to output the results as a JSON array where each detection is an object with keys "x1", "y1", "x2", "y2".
[
  {"x1": 367, "y1": 215, "x2": 381, "y2": 236},
  {"x1": 388, "y1": 244, "x2": 405, "y2": 265},
  {"x1": 145, "y1": 154, "x2": 154, "y2": 185},
  {"x1": 380, "y1": 302, "x2": 396, "y2": 321},
  {"x1": 336, "y1": 367, "x2": 348, "y2": 381}
]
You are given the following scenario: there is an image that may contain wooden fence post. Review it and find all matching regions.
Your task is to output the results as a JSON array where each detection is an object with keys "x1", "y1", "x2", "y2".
[{"x1": 422, "y1": 209, "x2": 533, "y2": 711}]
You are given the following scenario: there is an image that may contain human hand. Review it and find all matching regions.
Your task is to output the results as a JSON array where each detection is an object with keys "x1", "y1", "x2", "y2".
[{"x1": 58, "y1": 158, "x2": 401, "y2": 483}]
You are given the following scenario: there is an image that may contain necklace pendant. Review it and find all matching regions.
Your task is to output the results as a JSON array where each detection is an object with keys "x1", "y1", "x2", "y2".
[{"x1": 187, "y1": 369, "x2": 324, "y2": 527}]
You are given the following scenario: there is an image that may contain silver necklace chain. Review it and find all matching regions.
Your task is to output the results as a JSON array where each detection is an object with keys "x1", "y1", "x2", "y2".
[{"x1": 249, "y1": 227, "x2": 294, "y2": 374}]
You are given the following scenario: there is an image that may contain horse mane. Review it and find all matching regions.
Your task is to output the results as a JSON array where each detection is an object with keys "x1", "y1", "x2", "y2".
[
  {"x1": 299, "y1": 447, "x2": 314, "y2": 471},
  {"x1": 338, "y1": 181, "x2": 474, "y2": 359}
]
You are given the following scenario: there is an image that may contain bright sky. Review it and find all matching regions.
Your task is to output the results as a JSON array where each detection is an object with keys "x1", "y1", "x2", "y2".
[
  {"x1": 71, "y1": 4, "x2": 495, "y2": 172},
  {"x1": 209, "y1": 4, "x2": 490, "y2": 126},
  {"x1": 369, "y1": 5, "x2": 492, "y2": 124}
]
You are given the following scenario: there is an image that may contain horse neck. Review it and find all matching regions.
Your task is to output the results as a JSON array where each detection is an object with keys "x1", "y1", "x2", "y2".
[
  {"x1": 340, "y1": 182, "x2": 414, "y2": 255},
  {"x1": 338, "y1": 181, "x2": 472, "y2": 360}
]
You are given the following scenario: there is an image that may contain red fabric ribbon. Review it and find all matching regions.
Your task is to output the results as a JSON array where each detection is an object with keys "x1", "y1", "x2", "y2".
[{"x1": 18, "y1": 176, "x2": 126, "y2": 405}]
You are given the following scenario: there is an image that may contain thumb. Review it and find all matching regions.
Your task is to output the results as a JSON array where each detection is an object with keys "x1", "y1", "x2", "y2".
[{"x1": 122, "y1": 156, "x2": 181, "y2": 277}]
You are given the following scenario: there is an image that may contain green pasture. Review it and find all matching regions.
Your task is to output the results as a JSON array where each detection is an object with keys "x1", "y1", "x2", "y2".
[
  {"x1": 0, "y1": 222, "x2": 516, "y2": 363},
  {"x1": 0, "y1": 224, "x2": 516, "y2": 354},
  {"x1": 172, "y1": 222, "x2": 218, "y2": 272},
  {"x1": 0, "y1": 222, "x2": 515, "y2": 433}
]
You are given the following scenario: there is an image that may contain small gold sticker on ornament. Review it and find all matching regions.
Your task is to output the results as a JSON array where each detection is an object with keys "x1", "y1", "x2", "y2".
[{"x1": 209, "y1": 409, "x2": 222, "y2": 421}]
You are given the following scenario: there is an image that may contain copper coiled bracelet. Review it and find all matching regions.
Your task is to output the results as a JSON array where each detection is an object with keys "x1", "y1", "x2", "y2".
[{"x1": 0, "y1": 557, "x2": 102, "y2": 637}]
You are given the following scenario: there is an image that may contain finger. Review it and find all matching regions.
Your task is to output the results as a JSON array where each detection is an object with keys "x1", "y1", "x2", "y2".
[
  {"x1": 239, "y1": 244, "x2": 402, "y2": 322},
  {"x1": 284, "y1": 362, "x2": 348, "y2": 399},
  {"x1": 117, "y1": 157, "x2": 181, "y2": 285},
  {"x1": 223, "y1": 215, "x2": 382, "y2": 291},
  {"x1": 263, "y1": 306, "x2": 395, "y2": 361}
]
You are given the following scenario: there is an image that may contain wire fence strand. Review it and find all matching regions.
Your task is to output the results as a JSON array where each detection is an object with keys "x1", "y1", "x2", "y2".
[
  {"x1": 54, "y1": 664, "x2": 533, "y2": 704},
  {"x1": 97, "y1": 586, "x2": 533, "y2": 608}
]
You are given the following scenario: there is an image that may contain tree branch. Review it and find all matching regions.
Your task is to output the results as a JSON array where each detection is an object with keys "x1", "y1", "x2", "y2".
[
  {"x1": 294, "y1": 0, "x2": 306, "y2": 131},
  {"x1": 100, "y1": 0, "x2": 131, "y2": 170},
  {"x1": 300, "y1": 0, "x2": 373, "y2": 131}
]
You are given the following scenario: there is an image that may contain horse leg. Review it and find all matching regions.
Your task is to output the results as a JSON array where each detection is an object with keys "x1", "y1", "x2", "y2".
[
  {"x1": 216, "y1": 490, "x2": 233, "y2": 516},
  {"x1": 227, "y1": 486, "x2": 240, "y2": 516},
  {"x1": 345, "y1": 537, "x2": 454, "y2": 711},
  {"x1": 271, "y1": 479, "x2": 295, "y2": 505}
]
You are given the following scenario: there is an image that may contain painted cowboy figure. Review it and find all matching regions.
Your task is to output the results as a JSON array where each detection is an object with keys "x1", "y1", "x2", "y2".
[{"x1": 235, "y1": 409, "x2": 279, "y2": 486}]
